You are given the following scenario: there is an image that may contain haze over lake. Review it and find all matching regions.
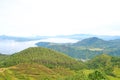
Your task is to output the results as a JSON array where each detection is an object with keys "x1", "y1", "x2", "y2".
[{"x1": 0, "y1": 38, "x2": 78, "y2": 54}]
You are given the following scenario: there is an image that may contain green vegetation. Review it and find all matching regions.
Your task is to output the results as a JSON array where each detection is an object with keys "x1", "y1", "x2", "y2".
[
  {"x1": 36, "y1": 42, "x2": 103, "y2": 59},
  {"x1": 87, "y1": 54, "x2": 120, "y2": 79},
  {"x1": 0, "y1": 47, "x2": 85, "y2": 70},
  {"x1": 36, "y1": 37, "x2": 120, "y2": 59},
  {"x1": 0, "y1": 47, "x2": 119, "y2": 80},
  {"x1": 0, "y1": 54, "x2": 9, "y2": 61},
  {"x1": 87, "y1": 54, "x2": 112, "y2": 69},
  {"x1": 0, "y1": 63, "x2": 111, "y2": 80},
  {"x1": 73, "y1": 37, "x2": 108, "y2": 48}
]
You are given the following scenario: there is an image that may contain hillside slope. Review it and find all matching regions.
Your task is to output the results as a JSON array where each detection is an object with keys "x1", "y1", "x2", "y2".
[
  {"x1": 0, "y1": 47, "x2": 85, "y2": 70},
  {"x1": 0, "y1": 63, "x2": 76, "y2": 80},
  {"x1": 0, "y1": 54, "x2": 9, "y2": 61}
]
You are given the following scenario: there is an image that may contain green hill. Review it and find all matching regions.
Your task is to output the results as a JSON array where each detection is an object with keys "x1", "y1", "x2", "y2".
[
  {"x1": 87, "y1": 54, "x2": 120, "y2": 77},
  {"x1": 36, "y1": 42, "x2": 103, "y2": 59},
  {"x1": 0, "y1": 47, "x2": 85, "y2": 70},
  {"x1": 73, "y1": 37, "x2": 108, "y2": 48},
  {"x1": 0, "y1": 54, "x2": 9, "y2": 61},
  {"x1": 36, "y1": 37, "x2": 120, "y2": 59},
  {"x1": 87, "y1": 54, "x2": 112, "y2": 69},
  {"x1": 87, "y1": 54, "x2": 120, "y2": 70}
]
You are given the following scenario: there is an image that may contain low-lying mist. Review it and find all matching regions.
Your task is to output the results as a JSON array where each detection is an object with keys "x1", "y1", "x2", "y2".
[{"x1": 0, "y1": 38, "x2": 78, "y2": 54}]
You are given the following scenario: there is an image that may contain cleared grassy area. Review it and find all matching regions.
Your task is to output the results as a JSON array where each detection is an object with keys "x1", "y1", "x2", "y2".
[
  {"x1": 113, "y1": 67, "x2": 120, "y2": 78},
  {"x1": 89, "y1": 48, "x2": 103, "y2": 51},
  {"x1": 108, "y1": 76, "x2": 120, "y2": 80}
]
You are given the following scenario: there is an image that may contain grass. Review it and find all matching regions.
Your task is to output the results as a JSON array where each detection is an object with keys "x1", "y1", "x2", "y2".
[{"x1": 108, "y1": 76, "x2": 120, "y2": 80}]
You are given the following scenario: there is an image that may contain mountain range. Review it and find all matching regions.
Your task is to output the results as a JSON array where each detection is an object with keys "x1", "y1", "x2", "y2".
[
  {"x1": 36, "y1": 37, "x2": 120, "y2": 59},
  {"x1": 1, "y1": 34, "x2": 120, "y2": 42},
  {"x1": 0, "y1": 35, "x2": 48, "y2": 42}
]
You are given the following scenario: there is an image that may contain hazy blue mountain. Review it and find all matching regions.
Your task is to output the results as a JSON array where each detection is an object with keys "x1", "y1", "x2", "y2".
[
  {"x1": 55, "y1": 34, "x2": 120, "y2": 40},
  {"x1": 55, "y1": 34, "x2": 95, "y2": 40},
  {"x1": 1, "y1": 34, "x2": 120, "y2": 42},
  {"x1": 0, "y1": 35, "x2": 48, "y2": 42}
]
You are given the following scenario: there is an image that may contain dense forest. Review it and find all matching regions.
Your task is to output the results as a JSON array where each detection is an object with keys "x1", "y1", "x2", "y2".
[{"x1": 0, "y1": 47, "x2": 119, "y2": 80}]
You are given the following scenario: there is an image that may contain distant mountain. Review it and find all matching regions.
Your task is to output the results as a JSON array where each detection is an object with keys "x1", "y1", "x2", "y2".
[
  {"x1": 55, "y1": 34, "x2": 95, "y2": 40},
  {"x1": 0, "y1": 35, "x2": 31, "y2": 41},
  {"x1": 1, "y1": 34, "x2": 120, "y2": 42},
  {"x1": 36, "y1": 42, "x2": 103, "y2": 59},
  {"x1": 0, "y1": 47, "x2": 85, "y2": 70},
  {"x1": 36, "y1": 37, "x2": 120, "y2": 59},
  {"x1": 55, "y1": 34, "x2": 120, "y2": 40},
  {"x1": 73, "y1": 37, "x2": 108, "y2": 48},
  {"x1": 0, "y1": 35, "x2": 47, "y2": 42},
  {"x1": 73, "y1": 37, "x2": 120, "y2": 56}
]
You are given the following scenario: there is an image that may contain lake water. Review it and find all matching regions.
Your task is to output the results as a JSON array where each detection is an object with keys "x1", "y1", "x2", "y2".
[{"x1": 0, "y1": 38, "x2": 78, "y2": 54}]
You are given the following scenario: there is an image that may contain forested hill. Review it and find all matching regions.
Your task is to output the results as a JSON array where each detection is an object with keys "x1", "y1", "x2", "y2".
[
  {"x1": 87, "y1": 54, "x2": 120, "y2": 69},
  {"x1": 73, "y1": 37, "x2": 120, "y2": 48},
  {"x1": 0, "y1": 47, "x2": 85, "y2": 70},
  {"x1": 36, "y1": 37, "x2": 120, "y2": 59},
  {"x1": 87, "y1": 54, "x2": 120, "y2": 78},
  {"x1": 0, "y1": 54, "x2": 9, "y2": 61},
  {"x1": 73, "y1": 37, "x2": 108, "y2": 47}
]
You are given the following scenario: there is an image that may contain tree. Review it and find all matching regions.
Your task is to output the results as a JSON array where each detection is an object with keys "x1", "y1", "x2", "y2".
[{"x1": 88, "y1": 70, "x2": 109, "y2": 80}]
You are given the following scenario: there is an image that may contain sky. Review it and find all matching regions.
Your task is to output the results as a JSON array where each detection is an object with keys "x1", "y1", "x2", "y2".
[{"x1": 0, "y1": 0, "x2": 120, "y2": 37}]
